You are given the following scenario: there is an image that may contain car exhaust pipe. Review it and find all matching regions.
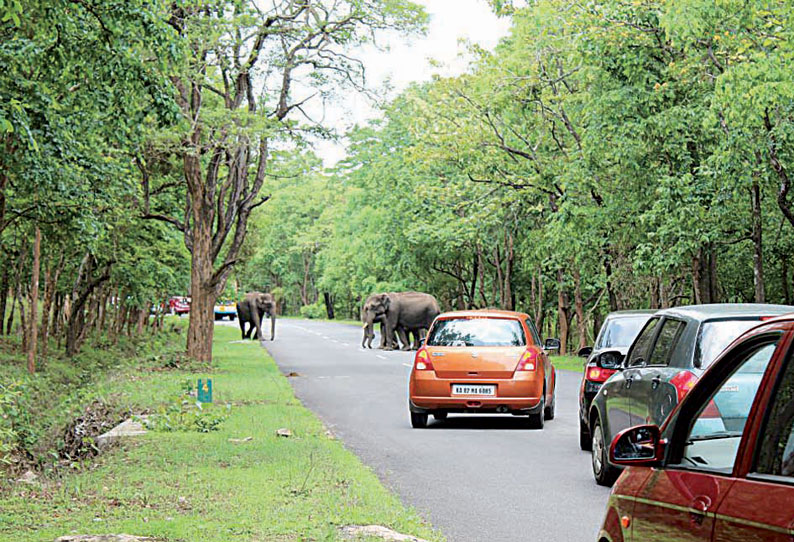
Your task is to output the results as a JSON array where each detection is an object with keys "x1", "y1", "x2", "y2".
[{"x1": 496, "y1": 406, "x2": 509, "y2": 413}]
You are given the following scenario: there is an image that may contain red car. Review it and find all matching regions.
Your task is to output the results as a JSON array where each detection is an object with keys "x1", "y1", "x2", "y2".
[
  {"x1": 169, "y1": 296, "x2": 191, "y2": 315},
  {"x1": 599, "y1": 314, "x2": 794, "y2": 541}
]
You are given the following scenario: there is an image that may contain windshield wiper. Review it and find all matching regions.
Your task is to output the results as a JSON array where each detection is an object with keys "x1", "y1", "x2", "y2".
[{"x1": 686, "y1": 431, "x2": 743, "y2": 444}]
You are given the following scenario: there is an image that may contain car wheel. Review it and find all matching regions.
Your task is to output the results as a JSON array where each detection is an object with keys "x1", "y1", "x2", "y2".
[
  {"x1": 433, "y1": 412, "x2": 447, "y2": 421},
  {"x1": 410, "y1": 412, "x2": 428, "y2": 428},
  {"x1": 579, "y1": 418, "x2": 592, "y2": 451},
  {"x1": 544, "y1": 391, "x2": 555, "y2": 420},
  {"x1": 528, "y1": 394, "x2": 545, "y2": 429},
  {"x1": 214, "y1": 314, "x2": 221, "y2": 321},
  {"x1": 591, "y1": 417, "x2": 620, "y2": 486}
]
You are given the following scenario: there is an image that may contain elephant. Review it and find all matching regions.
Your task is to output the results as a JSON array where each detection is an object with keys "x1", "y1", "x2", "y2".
[
  {"x1": 361, "y1": 291, "x2": 440, "y2": 351},
  {"x1": 236, "y1": 292, "x2": 276, "y2": 341}
]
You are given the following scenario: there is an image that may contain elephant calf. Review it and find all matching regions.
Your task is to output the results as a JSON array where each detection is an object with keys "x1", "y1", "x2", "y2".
[{"x1": 236, "y1": 292, "x2": 276, "y2": 341}]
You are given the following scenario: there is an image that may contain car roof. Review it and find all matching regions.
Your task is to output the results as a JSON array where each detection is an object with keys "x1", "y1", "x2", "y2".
[
  {"x1": 605, "y1": 310, "x2": 656, "y2": 318},
  {"x1": 654, "y1": 303, "x2": 794, "y2": 322},
  {"x1": 438, "y1": 309, "x2": 530, "y2": 320}
]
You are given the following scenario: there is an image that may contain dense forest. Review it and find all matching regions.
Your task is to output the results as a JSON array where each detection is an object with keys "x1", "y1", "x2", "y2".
[
  {"x1": 238, "y1": 1, "x2": 794, "y2": 354},
  {"x1": 2, "y1": 0, "x2": 794, "y2": 370}
]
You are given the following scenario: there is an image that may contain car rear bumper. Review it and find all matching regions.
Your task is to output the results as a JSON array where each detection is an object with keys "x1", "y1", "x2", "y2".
[{"x1": 409, "y1": 397, "x2": 543, "y2": 414}]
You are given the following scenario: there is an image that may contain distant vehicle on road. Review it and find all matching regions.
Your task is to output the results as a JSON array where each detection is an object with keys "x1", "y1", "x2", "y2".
[
  {"x1": 599, "y1": 314, "x2": 794, "y2": 542},
  {"x1": 578, "y1": 310, "x2": 655, "y2": 451},
  {"x1": 589, "y1": 303, "x2": 794, "y2": 486},
  {"x1": 214, "y1": 300, "x2": 237, "y2": 321},
  {"x1": 408, "y1": 309, "x2": 559, "y2": 429},
  {"x1": 169, "y1": 296, "x2": 191, "y2": 315}
]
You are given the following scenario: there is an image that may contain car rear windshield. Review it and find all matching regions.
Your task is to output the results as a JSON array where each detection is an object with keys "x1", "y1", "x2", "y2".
[
  {"x1": 596, "y1": 316, "x2": 650, "y2": 349},
  {"x1": 695, "y1": 319, "x2": 763, "y2": 369},
  {"x1": 427, "y1": 318, "x2": 526, "y2": 347}
]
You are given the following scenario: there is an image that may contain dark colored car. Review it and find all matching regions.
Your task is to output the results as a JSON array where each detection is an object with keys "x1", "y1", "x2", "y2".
[
  {"x1": 589, "y1": 303, "x2": 794, "y2": 486},
  {"x1": 599, "y1": 314, "x2": 794, "y2": 542},
  {"x1": 578, "y1": 310, "x2": 655, "y2": 451}
]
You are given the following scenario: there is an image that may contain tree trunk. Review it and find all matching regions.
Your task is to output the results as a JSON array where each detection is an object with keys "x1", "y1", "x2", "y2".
[
  {"x1": 573, "y1": 267, "x2": 586, "y2": 352},
  {"x1": 603, "y1": 254, "x2": 618, "y2": 311},
  {"x1": 6, "y1": 283, "x2": 15, "y2": 335},
  {"x1": 502, "y1": 231, "x2": 514, "y2": 310},
  {"x1": 186, "y1": 223, "x2": 216, "y2": 361},
  {"x1": 136, "y1": 303, "x2": 149, "y2": 334},
  {"x1": 0, "y1": 262, "x2": 8, "y2": 336},
  {"x1": 26, "y1": 227, "x2": 40, "y2": 373},
  {"x1": 323, "y1": 292, "x2": 335, "y2": 319},
  {"x1": 556, "y1": 269, "x2": 570, "y2": 355},
  {"x1": 39, "y1": 253, "x2": 63, "y2": 358},
  {"x1": 534, "y1": 267, "x2": 544, "y2": 332},
  {"x1": 751, "y1": 178, "x2": 765, "y2": 302}
]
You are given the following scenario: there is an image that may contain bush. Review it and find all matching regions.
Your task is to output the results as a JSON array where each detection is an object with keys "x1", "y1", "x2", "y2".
[
  {"x1": 299, "y1": 301, "x2": 327, "y2": 319},
  {"x1": 143, "y1": 398, "x2": 230, "y2": 433}
]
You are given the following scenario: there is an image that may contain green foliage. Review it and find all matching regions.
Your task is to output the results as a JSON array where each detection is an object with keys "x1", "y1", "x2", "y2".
[
  {"x1": 238, "y1": 0, "x2": 794, "y2": 350},
  {"x1": 143, "y1": 399, "x2": 230, "y2": 434}
]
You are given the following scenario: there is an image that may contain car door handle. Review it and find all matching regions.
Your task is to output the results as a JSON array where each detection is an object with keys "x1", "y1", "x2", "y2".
[
  {"x1": 651, "y1": 376, "x2": 662, "y2": 390},
  {"x1": 689, "y1": 495, "x2": 712, "y2": 525},
  {"x1": 625, "y1": 377, "x2": 633, "y2": 389}
]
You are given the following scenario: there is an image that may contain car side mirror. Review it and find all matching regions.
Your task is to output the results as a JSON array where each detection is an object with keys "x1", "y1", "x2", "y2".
[
  {"x1": 610, "y1": 424, "x2": 664, "y2": 466},
  {"x1": 597, "y1": 350, "x2": 624, "y2": 370},
  {"x1": 578, "y1": 346, "x2": 593, "y2": 358},
  {"x1": 544, "y1": 338, "x2": 561, "y2": 353}
]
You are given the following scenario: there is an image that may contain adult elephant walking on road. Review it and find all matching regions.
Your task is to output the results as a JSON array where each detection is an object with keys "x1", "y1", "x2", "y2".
[
  {"x1": 236, "y1": 292, "x2": 276, "y2": 341},
  {"x1": 361, "y1": 292, "x2": 440, "y2": 351}
]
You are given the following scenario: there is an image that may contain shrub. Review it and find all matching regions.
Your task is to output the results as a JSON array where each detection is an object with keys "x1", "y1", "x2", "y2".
[
  {"x1": 143, "y1": 398, "x2": 230, "y2": 433},
  {"x1": 299, "y1": 301, "x2": 327, "y2": 319}
]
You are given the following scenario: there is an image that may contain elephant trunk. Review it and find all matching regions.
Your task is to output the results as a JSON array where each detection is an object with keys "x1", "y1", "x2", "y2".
[{"x1": 270, "y1": 312, "x2": 276, "y2": 341}]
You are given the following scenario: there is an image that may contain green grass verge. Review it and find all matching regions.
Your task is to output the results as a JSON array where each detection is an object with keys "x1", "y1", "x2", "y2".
[
  {"x1": 551, "y1": 354, "x2": 585, "y2": 373},
  {"x1": 0, "y1": 325, "x2": 441, "y2": 542},
  {"x1": 280, "y1": 315, "x2": 362, "y2": 327}
]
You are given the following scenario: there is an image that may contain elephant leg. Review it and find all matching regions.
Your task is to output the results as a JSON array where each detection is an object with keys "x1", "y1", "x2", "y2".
[
  {"x1": 397, "y1": 327, "x2": 411, "y2": 351},
  {"x1": 383, "y1": 320, "x2": 396, "y2": 351},
  {"x1": 251, "y1": 307, "x2": 263, "y2": 340},
  {"x1": 378, "y1": 321, "x2": 388, "y2": 349},
  {"x1": 239, "y1": 318, "x2": 246, "y2": 340},
  {"x1": 269, "y1": 312, "x2": 276, "y2": 341}
]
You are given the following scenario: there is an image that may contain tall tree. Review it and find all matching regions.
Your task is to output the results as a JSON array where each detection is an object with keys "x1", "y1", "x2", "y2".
[{"x1": 144, "y1": 0, "x2": 425, "y2": 361}]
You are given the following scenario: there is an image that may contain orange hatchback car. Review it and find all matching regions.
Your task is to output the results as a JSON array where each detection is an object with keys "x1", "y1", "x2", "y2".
[{"x1": 408, "y1": 310, "x2": 557, "y2": 429}]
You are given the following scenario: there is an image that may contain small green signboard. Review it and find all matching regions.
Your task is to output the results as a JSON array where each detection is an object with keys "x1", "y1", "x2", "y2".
[{"x1": 197, "y1": 378, "x2": 212, "y2": 403}]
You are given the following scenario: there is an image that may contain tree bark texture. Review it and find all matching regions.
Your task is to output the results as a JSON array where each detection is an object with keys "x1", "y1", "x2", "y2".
[
  {"x1": 557, "y1": 269, "x2": 570, "y2": 355},
  {"x1": 751, "y1": 178, "x2": 765, "y2": 302},
  {"x1": 573, "y1": 268, "x2": 586, "y2": 352},
  {"x1": 26, "y1": 227, "x2": 40, "y2": 373}
]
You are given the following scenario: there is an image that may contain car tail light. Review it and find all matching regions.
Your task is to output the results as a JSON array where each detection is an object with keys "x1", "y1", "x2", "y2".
[
  {"x1": 414, "y1": 348, "x2": 434, "y2": 371},
  {"x1": 586, "y1": 365, "x2": 617, "y2": 383},
  {"x1": 516, "y1": 349, "x2": 538, "y2": 371},
  {"x1": 700, "y1": 399, "x2": 722, "y2": 418},
  {"x1": 670, "y1": 370, "x2": 699, "y2": 403}
]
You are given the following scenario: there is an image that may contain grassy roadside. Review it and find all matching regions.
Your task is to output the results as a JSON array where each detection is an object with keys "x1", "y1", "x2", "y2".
[
  {"x1": 0, "y1": 325, "x2": 441, "y2": 542},
  {"x1": 551, "y1": 355, "x2": 585, "y2": 373},
  {"x1": 280, "y1": 315, "x2": 362, "y2": 327}
]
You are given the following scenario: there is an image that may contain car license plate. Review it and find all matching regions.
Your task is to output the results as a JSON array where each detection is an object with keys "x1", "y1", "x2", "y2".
[{"x1": 451, "y1": 384, "x2": 495, "y2": 396}]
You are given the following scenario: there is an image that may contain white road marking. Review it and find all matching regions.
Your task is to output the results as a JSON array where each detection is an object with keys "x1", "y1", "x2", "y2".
[
  {"x1": 342, "y1": 342, "x2": 350, "y2": 347},
  {"x1": 402, "y1": 363, "x2": 412, "y2": 367},
  {"x1": 376, "y1": 355, "x2": 387, "y2": 360}
]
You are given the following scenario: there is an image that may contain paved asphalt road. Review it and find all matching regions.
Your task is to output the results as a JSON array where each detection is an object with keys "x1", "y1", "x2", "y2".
[{"x1": 246, "y1": 318, "x2": 610, "y2": 542}]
